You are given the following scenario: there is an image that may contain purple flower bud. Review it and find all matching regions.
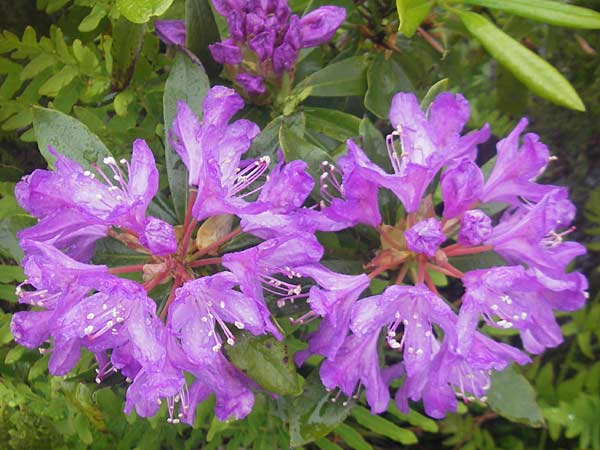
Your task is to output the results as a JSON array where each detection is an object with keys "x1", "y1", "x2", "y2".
[
  {"x1": 272, "y1": 42, "x2": 297, "y2": 73},
  {"x1": 236, "y1": 73, "x2": 266, "y2": 95},
  {"x1": 248, "y1": 31, "x2": 276, "y2": 61},
  {"x1": 209, "y1": 39, "x2": 243, "y2": 65},
  {"x1": 299, "y1": 6, "x2": 346, "y2": 48},
  {"x1": 405, "y1": 218, "x2": 445, "y2": 257},
  {"x1": 155, "y1": 20, "x2": 186, "y2": 47},
  {"x1": 140, "y1": 217, "x2": 177, "y2": 256},
  {"x1": 458, "y1": 210, "x2": 492, "y2": 246},
  {"x1": 441, "y1": 159, "x2": 484, "y2": 219},
  {"x1": 244, "y1": 13, "x2": 265, "y2": 36}
]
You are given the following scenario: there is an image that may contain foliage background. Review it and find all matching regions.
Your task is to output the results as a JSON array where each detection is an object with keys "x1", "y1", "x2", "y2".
[{"x1": 0, "y1": 0, "x2": 598, "y2": 449}]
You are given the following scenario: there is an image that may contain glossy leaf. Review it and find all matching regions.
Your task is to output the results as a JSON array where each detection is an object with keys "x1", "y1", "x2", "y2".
[
  {"x1": 396, "y1": 0, "x2": 431, "y2": 37},
  {"x1": 163, "y1": 51, "x2": 210, "y2": 221},
  {"x1": 461, "y1": 0, "x2": 600, "y2": 29},
  {"x1": 304, "y1": 107, "x2": 361, "y2": 142},
  {"x1": 365, "y1": 53, "x2": 414, "y2": 118},
  {"x1": 420, "y1": 78, "x2": 449, "y2": 110},
  {"x1": 186, "y1": 0, "x2": 221, "y2": 77},
  {"x1": 351, "y1": 406, "x2": 418, "y2": 445},
  {"x1": 487, "y1": 365, "x2": 544, "y2": 426},
  {"x1": 32, "y1": 106, "x2": 112, "y2": 169},
  {"x1": 279, "y1": 116, "x2": 333, "y2": 176},
  {"x1": 116, "y1": 0, "x2": 174, "y2": 24},
  {"x1": 293, "y1": 55, "x2": 369, "y2": 98},
  {"x1": 278, "y1": 372, "x2": 353, "y2": 446},
  {"x1": 458, "y1": 11, "x2": 585, "y2": 111},
  {"x1": 111, "y1": 17, "x2": 146, "y2": 91},
  {"x1": 227, "y1": 334, "x2": 304, "y2": 396}
]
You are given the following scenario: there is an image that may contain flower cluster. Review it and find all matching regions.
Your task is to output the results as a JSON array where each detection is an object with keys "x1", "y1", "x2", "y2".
[
  {"x1": 11, "y1": 86, "x2": 587, "y2": 424},
  {"x1": 291, "y1": 92, "x2": 588, "y2": 418},
  {"x1": 156, "y1": 0, "x2": 346, "y2": 97},
  {"x1": 11, "y1": 85, "x2": 348, "y2": 423}
]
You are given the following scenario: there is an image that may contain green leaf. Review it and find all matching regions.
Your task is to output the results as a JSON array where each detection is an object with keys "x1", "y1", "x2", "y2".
[
  {"x1": 293, "y1": 55, "x2": 368, "y2": 98},
  {"x1": 92, "y1": 237, "x2": 149, "y2": 267},
  {"x1": 0, "y1": 265, "x2": 24, "y2": 283},
  {"x1": 38, "y1": 65, "x2": 78, "y2": 97},
  {"x1": 396, "y1": 0, "x2": 431, "y2": 37},
  {"x1": 32, "y1": 106, "x2": 112, "y2": 169},
  {"x1": 458, "y1": 11, "x2": 585, "y2": 111},
  {"x1": 279, "y1": 118, "x2": 333, "y2": 176},
  {"x1": 351, "y1": 406, "x2": 418, "y2": 445},
  {"x1": 487, "y1": 365, "x2": 544, "y2": 426},
  {"x1": 336, "y1": 423, "x2": 373, "y2": 450},
  {"x1": 5, "y1": 345, "x2": 27, "y2": 364},
  {"x1": 227, "y1": 334, "x2": 304, "y2": 396},
  {"x1": 28, "y1": 354, "x2": 49, "y2": 381},
  {"x1": 460, "y1": 0, "x2": 600, "y2": 29},
  {"x1": 315, "y1": 438, "x2": 344, "y2": 450},
  {"x1": 111, "y1": 17, "x2": 146, "y2": 91},
  {"x1": 420, "y1": 78, "x2": 449, "y2": 110},
  {"x1": 278, "y1": 372, "x2": 353, "y2": 446},
  {"x1": 0, "y1": 215, "x2": 36, "y2": 262},
  {"x1": 20, "y1": 53, "x2": 56, "y2": 80},
  {"x1": 365, "y1": 53, "x2": 414, "y2": 118},
  {"x1": 79, "y1": 4, "x2": 108, "y2": 33},
  {"x1": 304, "y1": 107, "x2": 361, "y2": 142},
  {"x1": 163, "y1": 51, "x2": 210, "y2": 221},
  {"x1": 449, "y1": 250, "x2": 506, "y2": 272},
  {"x1": 358, "y1": 118, "x2": 390, "y2": 171},
  {"x1": 186, "y1": 0, "x2": 222, "y2": 78},
  {"x1": 387, "y1": 403, "x2": 439, "y2": 432},
  {"x1": 116, "y1": 0, "x2": 174, "y2": 23}
]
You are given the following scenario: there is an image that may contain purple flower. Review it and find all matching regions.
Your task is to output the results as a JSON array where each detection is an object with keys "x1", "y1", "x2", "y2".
[
  {"x1": 441, "y1": 159, "x2": 484, "y2": 219},
  {"x1": 480, "y1": 118, "x2": 554, "y2": 205},
  {"x1": 240, "y1": 152, "x2": 314, "y2": 238},
  {"x1": 486, "y1": 189, "x2": 586, "y2": 277},
  {"x1": 457, "y1": 209, "x2": 492, "y2": 246},
  {"x1": 299, "y1": 6, "x2": 346, "y2": 47},
  {"x1": 320, "y1": 332, "x2": 389, "y2": 413},
  {"x1": 209, "y1": 39, "x2": 243, "y2": 65},
  {"x1": 405, "y1": 218, "x2": 445, "y2": 257},
  {"x1": 139, "y1": 216, "x2": 178, "y2": 256},
  {"x1": 169, "y1": 87, "x2": 266, "y2": 220},
  {"x1": 383, "y1": 92, "x2": 490, "y2": 212},
  {"x1": 222, "y1": 233, "x2": 324, "y2": 337},
  {"x1": 351, "y1": 284, "x2": 457, "y2": 377},
  {"x1": 168, "y1": 272, "x2": 269, "y2": 361},
  {"x1": 293, "y1": 266, "x2": 370, "y2": 362},
  {"x1": 15, "y1": 139, "x2": 171, "y2": 259},
  {"x1": 155, "y1": 20, "x2": 186, "y2": 47},
  {"x1": 397, "y1": 337, "x2": 529, "y2": 418},
  {"x1": 459, "y1": 266, "x2": 588, "y2": 354}
]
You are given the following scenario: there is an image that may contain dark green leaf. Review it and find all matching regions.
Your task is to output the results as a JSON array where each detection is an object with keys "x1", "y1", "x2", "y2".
[
  {"x1": 293, "y1": 55, "x2": 368, "y2": 98},
  {"x1": 487, "y1": 365, "x2": 544, "y2": 426},
  {"x1": 116, "y1": 0, "x2": 174, "y2": 23},
  {"x1": 32, "y1": 106, "x2": 112, "y2": 169},
  {"x1": 461, "y1": 0, "x2": 600, "y2": 29},
  {"x1": 315, "y1": 438, "x2": 344, "y2": 450},
  {"x1": 458, "y1": 11, "x2": 585, "y2": 111},
  {"x1": 365, "y1": 54, "x2": 414, "y2": 118},
  {"x1": 420, "y1": 78, "x2": 449, "y2": 110},
  {"x1": 163, "y1": 51, "x2": 210, "y2": 221},
  {"x1": 449, "y1": 250, "x2": 506, "y2": 272},
  {"x1": 304, "y1": 107, "x2": 361, "y2": 142},
  {"x1": 278, "y1": 371, "x2": 353, "y2": 446},
  {"x1": 351, "y1": 406, "x2": 418, "y2": 444},
  {"x1": 358, "y1": 118, "x2": 390, "y2": 171},
  {"x1": 227, "y1": 334, "x2": 304, "y2": 396},
  {"x1": 186, "y1": 0, "x2": 222, "y2": 77},
  {"x1": 279, "y1": 117, "x2": 333, "y2": 176},
  {"x1": 387, "y1": 403, "x2": 439, "y2": 432},
  {"x1": 0, "y1": 215, "x2": 37, "y2": 262},
  {"x1": 396, "y1": 0, "x2": 431, "y2": 37},
  {"x1": 111, "y1": 17, "x2": 146, "y2": 91},
  {"x1": 92, "y1": 237, "x2": 149, "y2": 266}
]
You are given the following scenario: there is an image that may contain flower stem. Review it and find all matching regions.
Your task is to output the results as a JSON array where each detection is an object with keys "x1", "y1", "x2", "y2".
[
  {"x1": 191, "y1": 227, "x2": 242, "y2": 260},
  {"x1": 188, "y1": 257, "x2": 223, "y2": 268},
  {"x1": 395, "y1": 264, "x2": 409, "y2": 285},
  {"x1": 368, "y1": 265, "x2": 390, "y2": 280},
  {"x1": 143, "y1": 270, "x2": 170, "y2": 292},
  {"x1": 109, "y1": 264, "x2": 146, "y2": 274},
  {"x1": 445, "y1": 245, "x2": 493, "y2": 257},
  {"x1": 417, "y1": 256, "x2": 426, "y2": 283},
  {"x1": 424, "y1": 269, "x2": 440, "y2": 296},
  {"x1": 178, "y1": 189, "x2": 198, "y2": 257},
  {"x1": 160, "y1": 275, "x2": 182, "y2": 320}
]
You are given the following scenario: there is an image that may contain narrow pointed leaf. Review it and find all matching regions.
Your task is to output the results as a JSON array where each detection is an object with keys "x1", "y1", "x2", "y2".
[
  {"x1": 458, "y1": 11, "x2": 585, "y2": 111},
  {"x1": 396, "y1": 0, "x2": 431, "y2": 37},
  {"x1": 461, "y1": 0, "x2": 600, "y2": 29}
]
